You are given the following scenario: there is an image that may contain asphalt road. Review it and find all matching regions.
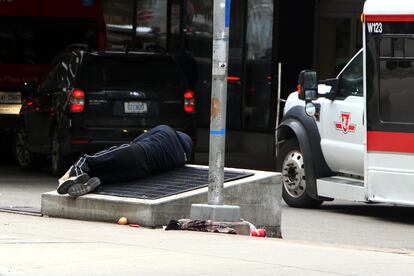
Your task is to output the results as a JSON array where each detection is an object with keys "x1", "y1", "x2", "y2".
[
  {"x1": 2, "y1": 160, "x2": 414, "y2": 252},
  {"x1": 282, "y1": 201, "x2": 414, "y2": 251},
  {"x1": 0, "y1": 162, "x2": 55, "y2": 213}
]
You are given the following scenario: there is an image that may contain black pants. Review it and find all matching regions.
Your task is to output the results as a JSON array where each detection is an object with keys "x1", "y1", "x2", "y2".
[{"x1": 70, "y1": 143, "x2": 149, "y2": 183}]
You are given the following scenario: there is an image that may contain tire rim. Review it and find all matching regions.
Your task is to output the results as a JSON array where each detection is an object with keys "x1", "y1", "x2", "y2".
[
  {"x1": 15, "y1": 127, "x2": 31, "y2": 167},
  {"x1": 282, "y1": 150, "x2": 306, "y2": 198}
]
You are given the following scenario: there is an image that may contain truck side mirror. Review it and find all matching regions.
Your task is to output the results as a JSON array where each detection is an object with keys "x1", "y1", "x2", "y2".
[
  {"x1": 319, "y1": 78, "x2": 338, "y2": 100},
  {"x1": 21, "y1": 80, "x2": 38, "y2": 99},
  {"x1": 297, "y1": 70, "x2": 318, "y2": 102}
]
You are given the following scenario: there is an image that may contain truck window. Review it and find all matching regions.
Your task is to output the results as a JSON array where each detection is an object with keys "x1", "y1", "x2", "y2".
[
  {"x1": 337, "y1": 51, "x2": 363, "y2": 99},
  {"x1": 380, "y1": 37, "x2": 414, "y2": 58},
  {"x1": 379, "y1": 37, "x2": 414, "y2": 124}
]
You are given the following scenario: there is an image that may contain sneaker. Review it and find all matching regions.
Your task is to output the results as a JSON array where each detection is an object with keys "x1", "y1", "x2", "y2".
[
  {"x1": 57, "y1": 172, "x2": 90, "y2": 195},
  {"x1": 57, "y1": 166, "x2": 73, "y2": 185},
  {"x1": 68, "y1": 177, "x2": 101, "y2": 197}
]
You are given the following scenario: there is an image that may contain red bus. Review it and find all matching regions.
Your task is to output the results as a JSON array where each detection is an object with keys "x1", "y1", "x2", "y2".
[{"x1": 0, "y1": 0, "x2": 106, "y2": 151}]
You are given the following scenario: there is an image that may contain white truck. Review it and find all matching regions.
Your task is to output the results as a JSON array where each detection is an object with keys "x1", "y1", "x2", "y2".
[{"x1": 277, "y1": 0, "x2": 414, "y2": 208}]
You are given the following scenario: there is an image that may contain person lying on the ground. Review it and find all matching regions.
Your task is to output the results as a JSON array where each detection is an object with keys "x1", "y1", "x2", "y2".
[{"x1": 57, "y1": 125, "x2": 193, "y2": 197}]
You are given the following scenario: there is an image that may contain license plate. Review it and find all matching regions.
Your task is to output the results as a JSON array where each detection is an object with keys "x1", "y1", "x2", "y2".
[
  {"x1": 0, "y1": 92, "x2": 21, "y2": 104},
  {"x1": 124, "y1": 101, "x2": 147, "y2": 113},
  {"x1": 0, "y1": 104, "x2": 21, "y2": 115}
]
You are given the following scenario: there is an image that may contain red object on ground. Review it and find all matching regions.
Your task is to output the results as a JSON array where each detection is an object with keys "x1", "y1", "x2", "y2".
[
  {"x1": 129, "y1": 224, "x2": 141, "y2": 228},
  {"x1": 250, "y1": 228, "x2": 266, "y2": 237}
]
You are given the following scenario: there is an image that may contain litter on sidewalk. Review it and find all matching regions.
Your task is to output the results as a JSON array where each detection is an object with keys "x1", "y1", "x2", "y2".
[
  {"x1": 163, "y1": 218, "x2": 265, "y2": 237},
  {"x1": 165, "y1": 219, "x2": 238, "y2": 234}
]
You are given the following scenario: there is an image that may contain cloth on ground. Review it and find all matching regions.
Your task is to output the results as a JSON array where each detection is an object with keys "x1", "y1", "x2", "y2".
[{"x1": 165, "y1": 219, "x2": 237, "y2": 235}]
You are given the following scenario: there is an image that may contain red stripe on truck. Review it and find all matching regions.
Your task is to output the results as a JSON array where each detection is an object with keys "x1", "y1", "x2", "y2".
[
  {"x1": 365, "y1": 14, "x2": 414, "y2": 22},
  {"x1": 368, "y1": 131, "x2": 414, "y2": 153}
]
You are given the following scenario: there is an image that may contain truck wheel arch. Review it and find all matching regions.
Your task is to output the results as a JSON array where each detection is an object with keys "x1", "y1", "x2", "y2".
[{"x1": 277, "y1": 106, "x2": 333, "y2": 200}]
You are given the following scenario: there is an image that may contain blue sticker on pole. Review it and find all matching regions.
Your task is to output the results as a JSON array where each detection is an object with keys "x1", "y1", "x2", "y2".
[
  {"x1": 225, "y1": 0, "x2": 231, "y2": 28},
  {"x1": 210, "y1": 128, "x2": 226, "y2": 135}
]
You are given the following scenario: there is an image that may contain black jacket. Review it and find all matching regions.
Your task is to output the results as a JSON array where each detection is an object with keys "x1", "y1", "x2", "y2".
[{"x1": 131, "y1": 125, "x2": 193, "y2": 174}]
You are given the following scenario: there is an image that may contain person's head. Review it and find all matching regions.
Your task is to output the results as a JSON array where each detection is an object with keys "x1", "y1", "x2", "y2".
[{"x1": 177, "y1": 131, "x2": 193, "y2": 161}]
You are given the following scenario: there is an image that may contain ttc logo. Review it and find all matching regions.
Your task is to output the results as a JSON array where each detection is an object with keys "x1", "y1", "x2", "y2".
[{"x1": 335, "y1": 112, "x2": 356, "y2": 134}]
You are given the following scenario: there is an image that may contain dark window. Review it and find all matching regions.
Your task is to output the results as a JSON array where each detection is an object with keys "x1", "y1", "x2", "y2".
[
  {"x1": 67, "y1": 53, "x2": 81, "y2": 87},
  {"x1": 378, "y1": 35, "x2": 414, "y2": 124},
  {"x1": 183, "y1": 0, "x2": 274, "y2": 131},
  {"x1": 103, "y1": 0, "x2": 168, "y2": 50},
  {"x1": 184, "y1": 0, "x2": 213, "y2": 38},
  {"x1": 406, "y1": 39, "x2": 414, "y2": 57},
  {"x1": 243, "y1": 0, "x2": 273, "y2": 129},
  {"x1": 0, "y1": 17, "x2": 98, "y2": 64},
  {"x1": 380, "y1": 37, "x2": 414, "y2": 58},
  {"x1": 380, "y1": 38, "x2": 392, "y2": 57},
  {"x1": 394, "y1": 38, "x2": 404, "y2": 58},
  {"x1": 226, "y1": 0, "x2": 246, "y2": 129},
  {"x1": 59, "y1": 54, "x2": 73, "y2": 89},
  {"x1": 337, "y1": 51, "x2": 363, "y2": 98},
  {"x1": 379, "y1": 59, "x2": 414, "y2": 123},
  {"x1": 366, "y1": 23, "x2": 414, "y2": 133},
  {"x1": 80, "y1": 56, "x2": 184, "y2": 89},
  {"x1": 183, "y1": 0, "x2": 213, "y2": 59},
  {"x1": 40, "y1": 64, "x2": 60, "y2": 92},
  {"x1": 136, "y1": 0, "x2": 167, "y2": 50},
  {"x1": 103, "y1": 1, "x2": 134, "y2": 49},
  {"x1": 39, "y1": 54, "x2": 72, "y2": 92}
]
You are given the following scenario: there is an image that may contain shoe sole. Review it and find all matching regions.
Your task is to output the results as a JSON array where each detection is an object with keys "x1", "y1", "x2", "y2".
[
  {"x1": 68, "y1": 177, "x2": 101, "y2": 197},
  {"x1": 57, "y1": 173, "x2": 90, "y2": 195}
]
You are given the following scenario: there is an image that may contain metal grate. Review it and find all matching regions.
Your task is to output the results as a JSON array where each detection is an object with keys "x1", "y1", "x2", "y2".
[{"x1": 93, "y1": 166, "x2": 253, "y2": 200}]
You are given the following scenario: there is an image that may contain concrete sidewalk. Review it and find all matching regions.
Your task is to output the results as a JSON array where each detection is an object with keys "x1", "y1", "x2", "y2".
[{"x1": 1, "y1": 212, "x2": 413, "y2": 276}]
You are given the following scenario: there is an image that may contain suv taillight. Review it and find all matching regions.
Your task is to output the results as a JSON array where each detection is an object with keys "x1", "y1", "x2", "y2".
[
  {"x1": 184, "y1": 90, "x2": 195, "y2": 113},
  {"x1": 70, "y1": 89, "x2": 85, "y2": 113}
]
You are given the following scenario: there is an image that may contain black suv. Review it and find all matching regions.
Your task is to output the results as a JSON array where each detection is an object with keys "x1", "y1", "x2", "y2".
[{"x1": 15, "y1": 48, "x2": 196, "y2": 176}]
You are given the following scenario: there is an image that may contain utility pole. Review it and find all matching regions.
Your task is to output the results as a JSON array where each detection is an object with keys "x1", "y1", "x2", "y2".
[
  {"x1": 208, "y1": 0, "x2": 230, "y2": 205},
  {"x1": 190, "y1": 0, "x2": 240, "y2": 222}
]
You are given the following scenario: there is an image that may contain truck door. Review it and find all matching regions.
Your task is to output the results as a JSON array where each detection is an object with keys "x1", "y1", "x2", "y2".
[
  {"x1": 319, "y1": 50, "x2": 364, "y2": 177},
  {"x1": 366, "y1": 30, "x2": 414, "y2": 205}
]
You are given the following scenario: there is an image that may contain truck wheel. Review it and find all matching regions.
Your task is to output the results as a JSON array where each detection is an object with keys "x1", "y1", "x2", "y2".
[
  {"x1": 51, "y1": 129, "x2": 71, "y2": 177},
  {"x1": 14, "y1": 124, "x2": 43, "y2": 171},
  {"x1": 277, "y1": 138, "x2": 322, "y2": 208}
]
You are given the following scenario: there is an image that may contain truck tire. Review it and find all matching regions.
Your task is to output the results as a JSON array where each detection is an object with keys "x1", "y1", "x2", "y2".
[
  {"x1": 14, "y1": 124, "x2": 44, "y2": 171},
  {"x1": 277, "y1": 138, "x2": 322, "y2": 208},
  {"x1": 51, "y1": 129, "x2": 71, "y2": 177}
]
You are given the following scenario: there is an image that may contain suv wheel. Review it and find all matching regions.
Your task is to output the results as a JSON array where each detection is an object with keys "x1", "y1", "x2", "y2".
[
  {"x1": 277, "y1": 138, "x2": 322, "y2": 208},
  {"x1": 51, "y1": 129, "x2": 71, "y2": 177},
  {"x1": 14, "y1": 124, "x2": 42, "y2": 171}
]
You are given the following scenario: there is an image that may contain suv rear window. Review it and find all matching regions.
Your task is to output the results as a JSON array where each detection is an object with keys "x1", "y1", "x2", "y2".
[{"x1": 79, "y1": 55, "x2": 184, "y2": 89}]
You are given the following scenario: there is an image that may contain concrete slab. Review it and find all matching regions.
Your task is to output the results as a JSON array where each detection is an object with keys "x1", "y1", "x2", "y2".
[
  {"x1": 41, "y1": 165, "x2": 282, "y2": 237},
  {"x1": 190, "y1": 204, "x2": 241, "y2": 222}
]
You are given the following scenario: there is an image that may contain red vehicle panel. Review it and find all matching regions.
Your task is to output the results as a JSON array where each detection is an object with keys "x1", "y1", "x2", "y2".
[
  {"x1": 0, "y1": 0, "x2": 101, "y2": 17},
  {"x1": 41, "y1": 0, "x2": 101, "y2": 18},
  {"x1": 0, "y1": 65, "x2": 48, "y2": 89},
  {"x1": 0, "y1": 0, "x2": 41, "y2": 17},
  {"x1": 0, "y1": 0, "x2": 106, "y2": 150}
]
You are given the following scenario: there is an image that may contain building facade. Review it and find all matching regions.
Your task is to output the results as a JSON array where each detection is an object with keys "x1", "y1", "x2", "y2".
[{"x1": 102, "y1": 0, "x2": 365, "y2": 164}]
